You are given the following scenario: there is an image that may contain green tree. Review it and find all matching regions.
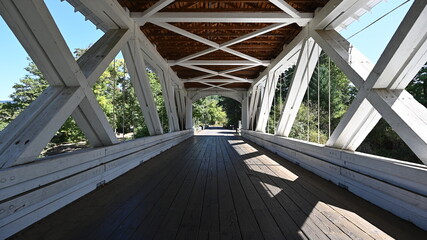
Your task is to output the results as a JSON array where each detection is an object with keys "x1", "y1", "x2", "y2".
[
  {"x1": 218, "y1": 97, "x2": 241, "y2": 128},
  {"x1": 0, "y1": 58, "x2": 86, "y2": 143},
  {"x1": 268, "y1": 54, "x2": 355, "y2": 143},
  {"x1": 193, "y1": 96, "x2": 227, "y2": 126}
]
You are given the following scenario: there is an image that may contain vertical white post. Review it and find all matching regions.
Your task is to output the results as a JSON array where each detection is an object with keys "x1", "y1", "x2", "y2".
[
  {"x1": 185, "y1": 100, "x2": 193, "y2": 130},
  {"x1": 241, "y1": 95, "x2": 250, "y2": 130},
  {"x1": 158, "y1": 71, "x2": 180, "y2": 132},
  {"x1": 276, "y1": 38, "x2": 320, "y2": 136},
  {"x1": 255, "y1": 70, "x2": 281, "y2": 132},
  {"x1": 122, "y1": 34, "x2": 163, "y2": 135}
]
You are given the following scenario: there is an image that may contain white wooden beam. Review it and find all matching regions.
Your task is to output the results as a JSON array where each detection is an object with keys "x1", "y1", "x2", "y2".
[
  {"x1": 122, "y1": 36, "x2": 163, "y2": 135},
  {"x1": 251, "y1": 28, "x2": 305, "y2": 87},
  {"x1": 158, "y1": 71, "x2": 181, "y2": 132},
  {"x1": 180, "y1": 65, "x2": 250, "y2": 82},
  {"x1": 174, "y1": 87, "x2": 187, "y2": 130},
  {"x1": 241, "y1": 96, "x2": 250, "y2": 130},
  {"x1": 367, "y1": 90, "x2": 427, "y2": 164},
  {"x1": 276, "y1": 38, "x2": 321, "y2": 136},
  {"x1": 221, "y1": 23, "x2": 291, "y2": 48},
  {"x1": 173, "y1": 48, "x2": 218, "y2": 65},
  {"x1": 153, "y1": 22, "x2": 219, "y2": 48},
  {"x1": 185, "y1": 99, "x2": 193, "y2": 130},
  {"x1": 170, "y1": 60, "x2": 270, "y2": 66},
  {"x1": 132, "y1": 12, "x2": 312, "y2": 24},
  {"x1": 78, "y1": 0, "x2": 132, "y2": 29},
  {"x1": 77, "y1": 29, "x2": 131, "y2": 85},
  {"x1": 155, "y1": 22, "x2": 265, "y2": 65},
  {"x1": 139, "y1": 0, "x2": 174, "y2": 18},
  {"x1": 310, "y1": 29, "x2": 373, "y2": 88},
  {"x1": 313, "y1": 0, "x2": 371, "y2": 30},
  {"x1": 268, "y1": 0, "x2": 305, "y2": 19},
  {"x1": 249, "y1": 85, "x2": 262, "y2": 130},
  {"x1": 0, "y1": 0, "x2": 120, "y2": 165},
  {"x1": 172, "y1": 23, "x2": 290, "y2": 65},
  {"x1": 78, "y1": 0, "x2": 184, "y2": 89},
  {"x1": 255, "y1": 70, "x2": 281, "y2": 132},
  {"x1": 184, "y1": 79, "x2": 254, "y2": 83},
  {"x1": 326, "y1": 0, "x2": 427, "y2": 154},
  {"x1": 0, "y1": 87, "x2": 85, "y2": 168},
  {"x1": 198, "y1": 82, "x2": 237, "y2": 92}
]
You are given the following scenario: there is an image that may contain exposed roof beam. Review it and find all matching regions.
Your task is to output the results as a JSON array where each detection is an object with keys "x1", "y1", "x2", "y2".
[
  {"x1": 220, "y1": 23, "x2": 290, "y2": 48},
  {"x1": 154, "y1": 22, "x2": 265, "y2": 65},
  {"x1": 139, "y1": 0, "x2": 174, "y2": 18},
  {"x1": 180, "y1": 65, "x2": 250, "y2": 82},
  {"x1": 184, "y1": 79, "x2": 254, "y2": 83},
  {"x1": 154, "y1": 22, "x2": 219, "y2": 48},
  {"x1": 173, "y1": 48, "x2": 218, "y2": 65},
  {"x1": 184, "y1": 66, "x2": 256, "y2": 82},
  {"x1": 198, "y1": 82, "x2": 238, "y2": 92},
  {"x1": 131, "y1": 12, "x2": 312, "y2": 25},
  {"x1": 312, "y1": 0, "x2": 382, "y2": 30},
  {"x1": 268, "y1": 0, "x2": 305, "y2": 18},
  {"x1": 200, "y1": 82, "x2": 237, "y2": 92},
  {"x1": 172, "y1": 23, "x2": 290, "y2": 65},
  {"x1": 169, "y1": 60, "x2": 270, "y2": 66}
]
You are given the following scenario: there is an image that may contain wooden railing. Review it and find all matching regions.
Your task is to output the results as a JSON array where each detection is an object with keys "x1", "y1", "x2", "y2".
[
  {"x1": 241, "y1": 130, "x2": 427, "y2": 231},
  {"x1": 0, "y1": 130, "x2": 193, "y2": 239}
]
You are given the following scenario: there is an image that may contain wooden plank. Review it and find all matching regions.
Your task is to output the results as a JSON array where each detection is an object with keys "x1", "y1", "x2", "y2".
[
  {"x1": 82, "y1": 137, "x2": 195, "y2": 240},
  {"x1": 233, "y1": 141, "x2": 360, "y2": 240},
  {"x1": 0, "y1": 131, "x2": 191, "y2": 202},
  {"x1": 3, "y1": 132, "x2": 192, "y2": 239},
  {"x1": 222, "y1": 136, "x2": 285, "y2": 240},
  {"x1": 228, "y1": 138, "x2": 326, "y2": 240},
  {"x1": 216, "y1": 137, "x2": 242, "y2": 240},
  {"x1": 152, "y1": 136, "x2": 211, "y2": 239},
  {"x1": 251, "y1": 139, "x2": 424, "y2": 239},
  {"x1": 174, "y1": 137, "x2": 212, "y2": 240},
  {"x1": 198, "y1": 136, "x2": 220, "y2": 239},
  {"x1": 127, "y1": 138, "x2": 209, "y2": 239},
  {"x1": 242, "y1": 131, "x2": 423, "y2": 239},
  {"x1": 102, "y1": 138, "x2": 203, "y2": 239},
  {"x1": 219, "y1": 137, "x2": 265, "y2": 240}
]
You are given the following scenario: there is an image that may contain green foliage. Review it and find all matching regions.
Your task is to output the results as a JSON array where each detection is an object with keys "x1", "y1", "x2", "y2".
[
  {"x1": 267, "y1": 54, "x2": 425, "y2": 163},
  {"x1": 218, "y1": 97, "x2": 241, "y2": 128},
  {"x1": 357, "y1": 119, "x2": 421, "y2": 164},
  {"x1": 0, "y1": 58, "x2": 85, "y2": 143},
  {"x1": 193, "y1": 96, "x2": 227, "y2": 126},
  {"x1": 268, "y1": 54, "x2": 355, "y2": 144},
  {"x1": 147, "y1": 71, "x2": 169, "y2": 132}
]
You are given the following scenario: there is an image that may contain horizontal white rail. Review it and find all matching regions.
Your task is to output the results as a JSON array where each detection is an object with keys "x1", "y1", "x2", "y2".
[
  {"x1": 241, "y1": 130, "x2": 427, "y2": 231},
  {"x1": 0, "y1": 130, "x2": 193, "y2": 239}
]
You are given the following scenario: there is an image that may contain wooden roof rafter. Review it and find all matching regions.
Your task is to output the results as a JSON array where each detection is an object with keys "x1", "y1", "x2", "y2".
[{"x1": 117, "y1": 0, "x2": 331, "y2": 89}]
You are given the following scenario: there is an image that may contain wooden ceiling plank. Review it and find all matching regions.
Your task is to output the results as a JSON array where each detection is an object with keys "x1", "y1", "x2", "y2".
[
  {"x1": 268, "y1": 0, "x2": 309, "y2": 19},
  {"x1": 139, "y1": 0, "x2": 175, "y2": 18}
]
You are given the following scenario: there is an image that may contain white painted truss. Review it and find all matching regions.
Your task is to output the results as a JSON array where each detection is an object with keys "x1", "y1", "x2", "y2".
[{"x1": 0, "y1": 0, "x2": 426, "y2": 238}]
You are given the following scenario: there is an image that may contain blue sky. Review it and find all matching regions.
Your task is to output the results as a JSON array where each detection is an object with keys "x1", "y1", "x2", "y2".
[{"x1": 0, "y1": 0, "x2": 413, "y2": 100}]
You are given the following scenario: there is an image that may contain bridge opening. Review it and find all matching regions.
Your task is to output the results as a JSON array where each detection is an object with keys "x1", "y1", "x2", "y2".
[{"x1": 192, "y1": 95, "x2": 241, "y2": 130}]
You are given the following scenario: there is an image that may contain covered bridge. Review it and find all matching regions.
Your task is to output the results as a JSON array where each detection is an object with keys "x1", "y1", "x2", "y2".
[{"x1": 0, "y1": 0, "x2": 426, "y2": 239}]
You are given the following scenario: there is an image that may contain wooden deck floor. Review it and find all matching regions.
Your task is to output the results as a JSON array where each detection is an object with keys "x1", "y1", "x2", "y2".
[{"x1": 10, "y1": 129, "x2": 426, "y2": 240}]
